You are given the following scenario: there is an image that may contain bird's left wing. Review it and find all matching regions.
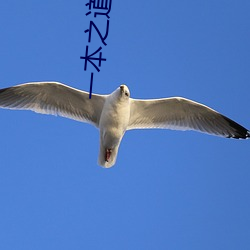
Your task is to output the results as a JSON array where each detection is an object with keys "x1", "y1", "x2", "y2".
[
  {"x1": 0, "y1": 82, "x2": 106, "y2": 127},
  {"x1": 128, "y1": 97, "x2": 249, "y2": 139}
]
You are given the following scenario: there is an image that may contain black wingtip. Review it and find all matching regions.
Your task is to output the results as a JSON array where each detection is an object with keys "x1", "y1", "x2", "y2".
[
  {"x1": 247, "y1": 131, "x2": 250, "y2": 138},
  {"x1": 222, "y1": 115, "x2": 250, "y2": 139}
]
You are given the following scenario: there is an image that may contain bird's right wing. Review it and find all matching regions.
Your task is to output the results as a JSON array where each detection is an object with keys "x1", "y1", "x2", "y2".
[
  {"x1": 128, "y1": 97, "x2": 249, "y2": 139},
  {"x1": 0, "y1": 82, "x2": 106, "y2": 127}
]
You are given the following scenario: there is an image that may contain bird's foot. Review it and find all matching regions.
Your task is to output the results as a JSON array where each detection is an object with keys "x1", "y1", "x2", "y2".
[{"x1": 105, "y1": 149, "x2": 112, "y2": 162}]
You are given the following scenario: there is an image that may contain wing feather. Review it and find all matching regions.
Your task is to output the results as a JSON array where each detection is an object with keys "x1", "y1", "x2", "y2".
[
  {"x1": 0, "y1": 82, "x2": 106, "y2": 127},
  {"x1": 128, "y1": 97, "x2": 249, "y2": 139}
]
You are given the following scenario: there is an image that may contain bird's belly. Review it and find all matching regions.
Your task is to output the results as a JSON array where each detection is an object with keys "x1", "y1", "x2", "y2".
[
  {"x1": 102, "y1": 128, "x2": 122, "y2": 147},
  {"x1": 99, "y1": 111, "x2": 128, "y2": 148},
  {"x1": 101, "y1": 118, "x2": 126, "y2": 146}
]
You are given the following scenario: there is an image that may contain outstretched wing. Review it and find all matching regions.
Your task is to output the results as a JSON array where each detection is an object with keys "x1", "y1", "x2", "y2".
[
  {"x1": 128, "y1": 97, "x2": 249, "y2": 139},
  {"x1": 0, "y1": 82, "x2": 106, "y2": 127}
]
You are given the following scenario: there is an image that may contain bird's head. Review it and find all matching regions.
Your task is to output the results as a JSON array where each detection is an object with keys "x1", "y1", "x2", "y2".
[
  {"x1": 119, "y1": 84, "x2": 130, "y2": 98},
  {"x1": 110, "y1": 84, "x2": 130, "y2": 103}
]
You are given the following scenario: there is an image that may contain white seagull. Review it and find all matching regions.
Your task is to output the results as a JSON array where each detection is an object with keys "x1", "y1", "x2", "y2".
[{"x1": 0, "y1": 82, "x2": 249, "y2": 168}]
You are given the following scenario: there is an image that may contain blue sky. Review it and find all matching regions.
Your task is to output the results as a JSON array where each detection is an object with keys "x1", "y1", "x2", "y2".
[{"x1": 0, "y1": 1, "x2": 249, "y2": 249}]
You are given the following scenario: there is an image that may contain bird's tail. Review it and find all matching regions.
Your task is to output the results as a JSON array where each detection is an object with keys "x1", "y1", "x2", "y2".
[{"x1": 98, "y1": 144, "x2": 118, "y2": 168}]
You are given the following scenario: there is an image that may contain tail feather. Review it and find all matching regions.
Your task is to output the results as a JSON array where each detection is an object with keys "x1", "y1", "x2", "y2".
[{"x1": 98, "y1": 144, "x2": 118, "y2": 168}]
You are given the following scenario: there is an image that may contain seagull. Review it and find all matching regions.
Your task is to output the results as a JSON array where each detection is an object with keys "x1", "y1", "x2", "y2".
[{"x1": 0, "y1": 82, "x2": 249, "y2": 167}]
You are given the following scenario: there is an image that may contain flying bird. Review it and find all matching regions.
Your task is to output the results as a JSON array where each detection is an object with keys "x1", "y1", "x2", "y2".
[{"x1": 0, "y1": 82, "x2": 249, "y2": 168}]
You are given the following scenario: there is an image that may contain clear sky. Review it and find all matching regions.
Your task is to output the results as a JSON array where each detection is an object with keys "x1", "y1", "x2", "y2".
[{"x1": 0, "y1": 1, "x2": 249, "y2": 249}]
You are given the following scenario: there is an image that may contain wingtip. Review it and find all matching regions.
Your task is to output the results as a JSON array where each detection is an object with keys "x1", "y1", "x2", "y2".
[
  {"x1": 247, "y1": 130, "x2": 250, "y2": 139},
  {"x1": 222, "y1": 115, "x2": 250, "y2": 139}
]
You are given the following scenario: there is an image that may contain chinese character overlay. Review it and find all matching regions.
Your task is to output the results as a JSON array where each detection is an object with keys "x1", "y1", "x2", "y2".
[{"x1": 81, "y1": 0, "x2": 112, "y2": 98}]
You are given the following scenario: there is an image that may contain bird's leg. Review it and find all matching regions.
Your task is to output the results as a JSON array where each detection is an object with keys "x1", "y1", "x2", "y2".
[{"x1": 105, "y1": 149, "x2": 112, "y2": 162}]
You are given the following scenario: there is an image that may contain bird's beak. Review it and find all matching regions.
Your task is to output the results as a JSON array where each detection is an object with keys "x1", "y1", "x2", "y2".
[{"x1": 120, "y1": 85, "x2": 124, "y2": 93}]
